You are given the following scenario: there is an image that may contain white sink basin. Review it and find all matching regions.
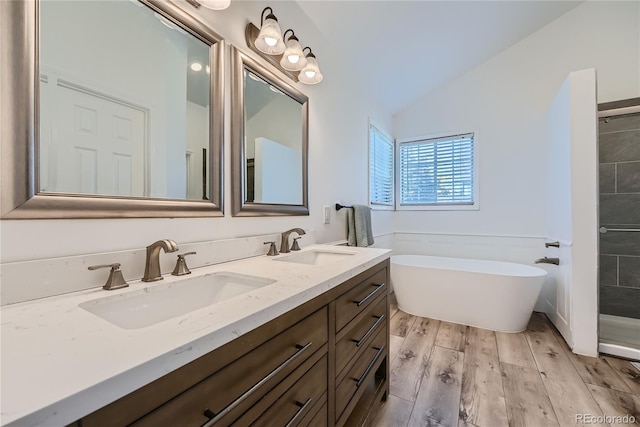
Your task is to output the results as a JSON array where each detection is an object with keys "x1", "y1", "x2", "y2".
[
  {"x1": 79, "y1": 272, "x2": 275, "y2": 329},
  {"x1": 274, "y1": 249, "x2": 356, "y2": 266}
]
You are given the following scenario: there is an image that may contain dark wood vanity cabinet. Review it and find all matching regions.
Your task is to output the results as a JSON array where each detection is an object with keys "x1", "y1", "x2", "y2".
[
  {"x1": 75, "y1": 259, "x2": 389, "y2": 427},
  {"x1": 333, "y1": 267, "x2": 389, "y2": 427}
]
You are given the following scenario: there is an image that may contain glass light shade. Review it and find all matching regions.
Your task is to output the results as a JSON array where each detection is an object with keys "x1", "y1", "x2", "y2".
[
  {"x1": 298, "y1": 56, "x2": 323, "y2": 84},
  {"x1": 280, "y1": 38, "x2": 307, "y2": 71},
  {"x1": 255, "y1": 18, "x2": 285, "y2": 55},
  {"x1": 198, "y1": 0, "x2": 230, "y2": 10}
]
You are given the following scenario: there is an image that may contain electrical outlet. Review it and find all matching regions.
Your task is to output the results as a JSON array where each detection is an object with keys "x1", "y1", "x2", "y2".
[{"x1": 323, "y1": 206, "x2": 330, "y2": 224}]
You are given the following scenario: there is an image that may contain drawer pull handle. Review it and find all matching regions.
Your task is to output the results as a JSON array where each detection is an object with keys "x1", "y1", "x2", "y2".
[
  {"x1": 285, "y1": 398, "x2": 313, "y2": 427},
  {"x1": 354, "y1": 283, "x2": 384, "y2": 307},
  {"x1": 354, "y1": 315, "x2": 385, "y2": 347},
  {"x1": 200, "y1": 342, "x2": 313, "y2": 427},
  {"x1": 355, "y1": 345, "x2": 386, "y2": 388}
]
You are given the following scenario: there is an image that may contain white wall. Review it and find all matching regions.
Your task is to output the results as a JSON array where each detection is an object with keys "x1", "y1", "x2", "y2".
[
  {"x1": 0, "y1": 1, "x2": 394, "y2": 265},
  {"x1": 541, "y1": 69, "x2": 599, "y2": 356},
  {"x1": 544, "y1": 76, "x2": 573, "y2": 341},
  {"x1": 393, "y1": 1, "x2": 639, "y2": 238},
  {"x1": 567, "y1": 70, "x2": 598, "y2": 356}
]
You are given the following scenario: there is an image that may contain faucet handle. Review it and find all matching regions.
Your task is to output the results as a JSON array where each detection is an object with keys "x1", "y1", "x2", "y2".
[
  {"x1": 172, "y1": 252, "x2": 196, "y2": 276},
  {"x1": 263, "y1": 241, "x2": 279, "y2": 256},
  {"x1": 88, "y1": 263, "x2": 129, "y2": 291},
  {"x1": 291, "y1": 237, "x2": 302, "y2": 251}
]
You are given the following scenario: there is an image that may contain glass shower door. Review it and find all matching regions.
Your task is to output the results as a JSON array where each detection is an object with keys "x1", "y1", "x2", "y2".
[{"x1": 598, "y1": 102, "x2": 640, "y2": 360}]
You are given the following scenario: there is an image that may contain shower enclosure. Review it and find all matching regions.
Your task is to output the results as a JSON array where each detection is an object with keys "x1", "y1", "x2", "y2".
[{"x1": 598, "y1": 98, "x2": 640, "y2": 361}]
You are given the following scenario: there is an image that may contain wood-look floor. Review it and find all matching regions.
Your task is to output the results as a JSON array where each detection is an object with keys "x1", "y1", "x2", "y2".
[{"x1": 371, "y1": 297, "x2": 640, "y2": 427}]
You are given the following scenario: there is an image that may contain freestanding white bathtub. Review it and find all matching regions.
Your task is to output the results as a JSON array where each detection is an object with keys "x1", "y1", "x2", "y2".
[{"x1": 390, "y1": 255, "x2": 547, "y2": 333}]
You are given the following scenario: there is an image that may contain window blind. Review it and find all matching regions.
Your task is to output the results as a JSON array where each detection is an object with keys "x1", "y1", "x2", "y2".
[
  {"x1": 369, "y1": 125, "x2": 394, "y2": 206},
  {"x1": 399, "y1": 133, "x2": 474, "y2": 205}
]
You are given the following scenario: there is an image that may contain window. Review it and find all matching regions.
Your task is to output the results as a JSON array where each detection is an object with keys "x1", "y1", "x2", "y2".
[
  {"x1": 398, "y1": 132, "x2": 477, "y2": 210},
  {"x1": 369, "y1": 123, "x2": 394, "y2": 208}
]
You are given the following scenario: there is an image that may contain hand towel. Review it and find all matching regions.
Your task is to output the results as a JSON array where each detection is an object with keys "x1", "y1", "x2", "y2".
[{"x1": 347, "y1": 205, "x2": 375, "y2": 247}]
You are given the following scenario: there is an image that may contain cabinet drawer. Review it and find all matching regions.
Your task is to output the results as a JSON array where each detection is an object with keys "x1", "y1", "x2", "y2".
[
  {"x1": 239, "y1": 354, "x2": 327, "y2": 427},
  {"x1": 335, "y1": 268, "x2": 387, "y2": 332},
  {"x1": 336, "y1": 295, "x2": 386, "y2": 381},
  {"x1": 133, "y1": 307, "x2": 328, "y2": 427},
  {"x1": 335, "y1": 326, "x2": 387, "y2": 421},
  {"x1": 303, "y1": 402, "x2": 327, "y2": 427}
]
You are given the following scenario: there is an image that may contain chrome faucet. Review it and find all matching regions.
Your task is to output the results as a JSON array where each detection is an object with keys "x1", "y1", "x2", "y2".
[
  {"x1": 280, "y1": 228, "x2": 306, "y2": 254},
  {"x1": 143, "y1": 239, "x2": 178, "y2": 282}
]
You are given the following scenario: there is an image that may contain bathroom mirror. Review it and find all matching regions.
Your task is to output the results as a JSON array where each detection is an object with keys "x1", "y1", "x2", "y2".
[
  {"x1": 0, "y1": 0, "x2": 224, "y2": 218},
  {"x1": 231, "y1": 46, "x2": 309, "y2": 216}
]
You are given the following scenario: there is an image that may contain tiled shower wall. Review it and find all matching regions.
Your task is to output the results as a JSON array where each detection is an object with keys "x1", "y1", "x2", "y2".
[{"x1": 599, "y1": 104, "x2": 640, "y2": 319}]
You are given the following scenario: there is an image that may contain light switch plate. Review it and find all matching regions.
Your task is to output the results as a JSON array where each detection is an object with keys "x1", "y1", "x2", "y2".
[{"x1": 323, "y1": 206, "x2": 330, "y2": 224}]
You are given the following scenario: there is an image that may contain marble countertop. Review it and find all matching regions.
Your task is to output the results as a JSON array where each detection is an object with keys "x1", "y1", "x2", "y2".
[{"x1": 0, "y1": 244, "x2": 390, "y2": 427}]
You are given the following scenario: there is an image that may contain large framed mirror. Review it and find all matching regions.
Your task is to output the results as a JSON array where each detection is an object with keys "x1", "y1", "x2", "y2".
[
  {"x1": 231, "y1": 46, "x2": 309, "y2": 216},
  {"x1": 0, "y1": 0, "x2": 224, "y2": 218}
]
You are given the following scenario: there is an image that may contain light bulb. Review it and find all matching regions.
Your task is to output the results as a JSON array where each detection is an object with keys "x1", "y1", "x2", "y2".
[
  {"x1": 190, "y1": 62, "x2": 203, "y2": 71},
  {"x1": 299, "y1": 54, "x2": 323, "y2": 84},
  {"x1": 198, "y1": 0, "x2": 230, "y2": 10},
  {"x1": 287, "y1": 54, "x2": 300, "y2": 64},
  {"x1": 255, "y1": 11, "x2": 285, "y2": 55},
  {"x1": 280, "y1": 34, "x2": 307, "y2": 71}
]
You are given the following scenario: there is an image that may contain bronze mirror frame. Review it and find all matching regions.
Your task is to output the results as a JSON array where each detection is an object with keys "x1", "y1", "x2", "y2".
[
  {"x1": 0, "y1": 0, "x2": 225, "y2": 219},
  {"x1": 230, "y1": 46, "x2": 309, "y2": 217}
]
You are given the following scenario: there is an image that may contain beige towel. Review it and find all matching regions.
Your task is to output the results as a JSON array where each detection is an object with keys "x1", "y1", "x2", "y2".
[{"x1": 347, "y1": 205, "x2": 374, "y2": 247}]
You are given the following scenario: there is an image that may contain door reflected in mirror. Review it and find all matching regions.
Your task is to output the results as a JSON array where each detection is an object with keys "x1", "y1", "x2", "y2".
[
  {"x1": 39, "y1": 0, "x2": 211, "y2": 200},
  {"x1": 244, "y1": 70, "x2": 303, "y2": 205}
]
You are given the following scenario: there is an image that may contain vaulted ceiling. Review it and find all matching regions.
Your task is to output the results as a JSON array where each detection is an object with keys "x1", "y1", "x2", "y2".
[{"x1": 297, "y1": 1, "x2": 582, "y2": 114}]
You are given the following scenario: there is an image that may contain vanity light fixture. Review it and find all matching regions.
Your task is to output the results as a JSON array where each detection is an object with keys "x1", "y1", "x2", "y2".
[
  {"x1": 245, "y1": 7, "x2": 323, "y2": 85},
  {"x1": 280, "y1": 29, "x2": 307, "y2": 72},
  {"x1": 298, "y1": 47, "x2": 323, "y2": 84},
  {"x1": 190, "y1": 62, "x2": 203, "y2": 71},
  {"x1": 185, "y1": 0, "x2": 231, "y2": 10},
  {"x1": 198, "y1": 0, "x2": 230, "y2": 10},
  {"x1": 255, "y1": 7, "x2": 285, "y2": 55}
]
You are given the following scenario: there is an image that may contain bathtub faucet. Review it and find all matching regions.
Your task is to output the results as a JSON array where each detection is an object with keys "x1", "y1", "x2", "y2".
[{"x1": 535, "y1": 257, "x2": 559, "y2": 265}]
